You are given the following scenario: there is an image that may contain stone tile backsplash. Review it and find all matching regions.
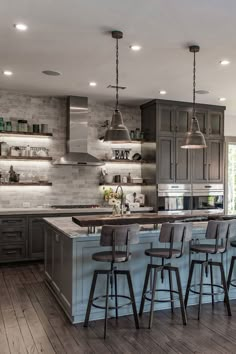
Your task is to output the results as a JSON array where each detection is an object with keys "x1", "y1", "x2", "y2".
[{"x1": 0, "y1": 90, "x2": 141, "y2": 208}]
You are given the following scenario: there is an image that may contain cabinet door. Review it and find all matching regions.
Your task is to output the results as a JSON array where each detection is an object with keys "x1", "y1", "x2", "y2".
[
  {"x1": 52, "y1": 232, "x2": 62, "y2": 293},
  {"x1": 192, "y1": 147, "x2": 208, "y2": 183},
  {"x1": 208, "y1": 111, "x2": 224, "y2": 138},
  {"x1": 175, "y1": 138, "x2": 191, "y2": 183},
  {"x1": 28, "y1": 217, "x2": 44, "y2": 259},
  {"x1": 158, "y1": 105, "x2": 175, "y2": 136},
  {"x1": 141, "y1": 102, "x2": 157, "y2": 141},
  {"x1": 195, "y1": 110, "x2": 208, "y2": 135},
  {"x1": 175, "y1": 107, "x2": 191, "y2": 136},
  {"x1": 158, "y1": 137, "x2": 175, "y2": 183},
  {"x1": 44, "y1": 226, "x2": 53, "y2": 281},
  {"x1": 208, "y1": 140, "x2": 223, "y2": 182}
]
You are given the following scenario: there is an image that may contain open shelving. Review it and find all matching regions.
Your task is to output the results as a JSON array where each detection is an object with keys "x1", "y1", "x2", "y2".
[
  {"x1": 0, "y1": 156, "x2": 52, "y2": 161},
  {"x1": 0, "y1": 182, "x2": 52, "y2": 186},
  {"x1": 102, "y1": 159, "x2": 155, "y2": 164},
  {"x1": 0, "y1": 131, "x2": 53, "y2": 138}
]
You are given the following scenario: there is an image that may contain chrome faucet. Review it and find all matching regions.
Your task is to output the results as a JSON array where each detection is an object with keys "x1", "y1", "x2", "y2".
[{"x1": 115, "y1": 184, "x2": 124, "y2": 215}]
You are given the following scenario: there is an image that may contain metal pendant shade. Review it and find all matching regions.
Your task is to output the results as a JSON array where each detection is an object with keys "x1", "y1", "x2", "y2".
[
  {"x1": 104, "y1": 109, "x2": 131, "y2": 142},
  {"x1": 181, "y1": 45, "x2": 207, "y2": 149},
  {"x1": 103, "y1": 30, "x2": 131, "y2": 142}
]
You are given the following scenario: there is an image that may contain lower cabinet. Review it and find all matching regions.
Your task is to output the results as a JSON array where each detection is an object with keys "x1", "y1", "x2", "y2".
[
  {"x1": 0, "y1": 216, "x2": 27, "y2": 262},
  {"x1": 28, "y1": 217, "x2": 45, "y2": 259}
]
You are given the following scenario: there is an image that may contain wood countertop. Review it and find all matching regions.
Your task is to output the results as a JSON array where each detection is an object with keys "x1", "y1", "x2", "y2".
[{"x1": 72, "y1": 213, "x2": 236, "y2": 227}]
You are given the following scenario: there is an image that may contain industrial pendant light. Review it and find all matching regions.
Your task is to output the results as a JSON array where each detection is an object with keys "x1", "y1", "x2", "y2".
[
  {"x1": 104, "y1": 31, "x2": 131, "y2": 142},
  {"x1": 181, "y1": 45, "x2": 207, "y2": 149}
]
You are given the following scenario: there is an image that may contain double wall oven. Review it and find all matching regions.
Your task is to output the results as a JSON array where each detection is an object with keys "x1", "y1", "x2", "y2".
[{"x1": 157, "y1": 184, "x2": 224, "y2": 215}]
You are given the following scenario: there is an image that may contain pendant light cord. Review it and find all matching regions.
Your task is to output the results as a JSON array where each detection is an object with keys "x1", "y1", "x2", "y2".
[
  {"x1": 193, "y1": 50, "x2": 196, "y2": 119},
  {"x1": 115, "y1": 37, "x2": 119, "y2": 111}
]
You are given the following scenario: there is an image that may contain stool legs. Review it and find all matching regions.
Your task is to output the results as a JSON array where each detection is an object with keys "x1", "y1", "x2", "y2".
[
  {"x1": 227, "y1": 256, "x2": 236, "y2": 290},
  {"x1": 114, "y1": 272, "x2": 119, "y2": 320},
  {"x1": 84, "y1": 271, "x2": 98, "y2": 327},
  {"x1": 104, "y1": 272, "x2": 110, "y2": 339},
  {"x1": 185, "y1": 259, "x2": 231, "y2": 320},
  {"x1": 139, "y1": 264, "x2": 151, "y2": 316},
  {"x1": 140, "y1": 264, "x2": 186, "y2": 328}
]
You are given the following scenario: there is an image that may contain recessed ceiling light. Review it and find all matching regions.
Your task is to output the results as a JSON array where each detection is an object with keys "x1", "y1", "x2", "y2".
[
  {"x1": 196, "y1": 90, "x2": 209, "y2": 94},
  {"x1": 220, "y1": 60, "x2": 230, "y2": 66},
  {"x1": 89, "y1": 82, "x2": 97, "y2": 87},
  {"x1": 14, "y1": 23, "x2": 28, "y2": 31},
  {"x1": 219, "y1": 97, "x2": 226, "y2": 102},
  {"x1": 3, "y1": 70, "x2": 13, "y2": 76},
  {"x1": 159, "y1": 90, "x2": 167, "y2": 95},
  {"x1": 130, "y1": 45, "x2": 142, "y2": 51},
  {"x1": 42, "y1": 70, "x2": 61, "y2": 76}
]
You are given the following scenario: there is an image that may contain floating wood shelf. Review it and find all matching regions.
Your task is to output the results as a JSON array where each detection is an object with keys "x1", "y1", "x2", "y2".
[
  {"x1": 0, "y1": 182, "x2": 52, "y2": 186},
  {"x1": 109, "y1": 140, "x2": 156, "y2": 144},
  {"x1": 102, "y1": 159, "x2": 155, "y2": 164},
  {"x1": 0, "y1": 132, "x2": 53, "y2": 137},
  {"x1": 99, "y1": 183, "x2": 148, "y2": 186},
  {"x1": 0, "y1": 156, "x2": 52, "y2": 161}
]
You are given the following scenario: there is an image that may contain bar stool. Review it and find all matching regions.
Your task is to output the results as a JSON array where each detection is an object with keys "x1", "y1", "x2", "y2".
[
  {"x1": 226, "y1": 229, "x2": 236, "y2": 291},
  {"x1": 84, "y1": 224, "x2": 140, "y2": 339},
  {"x1": 139, "y1": 222, "x2": 192, "y2": 328},
  {"x1": 184, "y1": 220, "x2": 234, "y2": 320}
]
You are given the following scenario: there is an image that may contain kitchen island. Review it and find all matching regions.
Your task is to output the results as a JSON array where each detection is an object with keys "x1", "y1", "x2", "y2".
[{"x1": 44, "y1": 216, "x2": 236, "y2": 324}]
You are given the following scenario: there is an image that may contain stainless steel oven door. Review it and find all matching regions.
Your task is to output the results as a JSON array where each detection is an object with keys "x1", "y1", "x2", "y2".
[
  {"x1": 192, "y1": 184, "x2": 224, "y2": 215},
  {"x1": 157, "y1": 184, "x2": 191, "y2": 215}
]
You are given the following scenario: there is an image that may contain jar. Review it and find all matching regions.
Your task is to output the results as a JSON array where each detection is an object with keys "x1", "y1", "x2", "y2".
[
  {"x1": 0, "y1": 117, "x2": 5, "y2": 132},
  {"x1": 130, "y1": 130, "x2": 135, "y2": 140},
  {"x1": 134, "y1": 128, "x2": 140, "y2": 140},
  {"x1": 6, "y1": 121, "x2": 12, "y2": 132}
]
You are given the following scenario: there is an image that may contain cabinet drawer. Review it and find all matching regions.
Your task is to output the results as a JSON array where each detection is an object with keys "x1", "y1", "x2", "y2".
[
  {"x1": 0, "y1": 228, "x2": 26, "y2": 243},
  {"x1": 0, "y1": 217, "x2": 26, "y2": 228},
  {"x1": 0, "y1": 244, "x2": 26, "y2": 261}
]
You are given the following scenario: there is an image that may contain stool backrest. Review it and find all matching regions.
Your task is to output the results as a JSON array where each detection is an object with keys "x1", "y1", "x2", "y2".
[
  {"x1": 159, "y1": 222, "x2": 192, "y2": 243},
  {"x1": 159, "y1": 222, "x2": 192, "y2": 258},
  {"x1": 100, "y1": 224, "x2": 140, "y2": 247},
  {"x1": 205, "y1": 220, "x2": 236, "y2": 253}
]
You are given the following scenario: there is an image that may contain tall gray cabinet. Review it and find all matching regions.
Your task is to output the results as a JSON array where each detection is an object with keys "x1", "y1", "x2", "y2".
[{"x1": 141, "y1": 99, "x2": 225, "y2": 209}]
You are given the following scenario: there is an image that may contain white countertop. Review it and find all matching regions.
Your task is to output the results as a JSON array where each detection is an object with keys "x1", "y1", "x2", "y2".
[{"x1": 0, "y1": 206, "x2": 153, "y2": 216}]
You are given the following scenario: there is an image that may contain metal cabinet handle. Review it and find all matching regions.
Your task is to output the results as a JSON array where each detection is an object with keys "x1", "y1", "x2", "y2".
[
  {"x1": 6, "y1": 250, "x2": 17, "y2": 255},
  {"x1": 2, "y1": 219, "x2": 22, "y2": 224}
]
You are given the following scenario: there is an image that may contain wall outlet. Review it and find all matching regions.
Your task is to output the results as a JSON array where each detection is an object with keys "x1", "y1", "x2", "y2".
[{"x1": 23, "y1": 202, "x2": 30, "y2": 208}]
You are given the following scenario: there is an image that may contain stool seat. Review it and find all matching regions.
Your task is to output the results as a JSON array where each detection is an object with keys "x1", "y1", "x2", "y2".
[
  {"x1": 92, "y1": 251, "x2": 131, "y2": 263},
  {"x1": 190, "y1": 244, "x2": 225, "y2": 254},
  {"x1": 230, "y1": 240, "x2": 236, "y2": 247},
  {"x1": 145, "y1": 248, "x2": 181, "y2": 258}
]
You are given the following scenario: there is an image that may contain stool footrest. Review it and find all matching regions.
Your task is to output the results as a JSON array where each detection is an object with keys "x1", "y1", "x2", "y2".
[
  {"x1": 92, "y1": 294, "x2": 132, "y2": 310},
  {"x1": 189, "y1": 283, "x2": 224, "y2": 296},
  {"x1": 144, "y1": 288, "x2": 180, "y2": 303}
]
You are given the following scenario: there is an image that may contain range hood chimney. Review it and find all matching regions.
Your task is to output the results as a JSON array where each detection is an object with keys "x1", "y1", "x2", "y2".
[{"x1": 54, "y1": 96, "x2": 103, "y2": 166}]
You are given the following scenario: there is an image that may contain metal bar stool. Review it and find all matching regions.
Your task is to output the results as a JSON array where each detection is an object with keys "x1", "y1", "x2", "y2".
[
  {"x1": 84, "y1": 224, "x2": 140, "y2": 339},
  {"x1": 139, "y1": 222, "x2": 192, "y2": 329},
  {"x1": 184, "y1": 220, "x2": 235, "y2": 320},
  {"x1": 227, "y1": 232, "x2": 236, "y2": 291}
]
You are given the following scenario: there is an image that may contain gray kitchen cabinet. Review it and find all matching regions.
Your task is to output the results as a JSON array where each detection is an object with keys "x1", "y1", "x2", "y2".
[
  {"x1": 158, "y1": 104, "x2": 175, "y2": 136},
  {"x1": 158, "y1": 136, "x2": 175, "y2": 183},
  {"x1": 0, "y1": 216, "x2": 28, "y2": 262},
  {"x1": 208, "y1": 140, "x2": 224, "y2": 182},
  {"x1": 44, "y1": 225, "x2": 73, "y2": 316},
  {"x1": 208, "y1": 111, "x2": 224, "y2": 138},
  {"x1": 175, "y1": 137, "x2": 191, "y2": 182},
  {"x1": 28, "y1": 217, "x2": 45, "y2": 259},
  {"x1": 141, "y1": 99, "x2": 225, "y2": 187},
  {"x1": 192, "y1": 139, "x2": 224, "y2": 183},
  {"x1": 175, "y1": 107, "x2": 192, "y2": 136}
]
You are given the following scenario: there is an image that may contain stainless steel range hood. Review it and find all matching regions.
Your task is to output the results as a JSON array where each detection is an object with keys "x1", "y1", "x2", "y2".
[{"x1": 54, "y1": 96, "x2": 103, "y2": 166}]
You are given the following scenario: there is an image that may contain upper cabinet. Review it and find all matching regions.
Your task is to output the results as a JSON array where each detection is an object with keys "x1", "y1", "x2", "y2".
[{"x1": 141, "y1": 99, "x2": 225, "y2": 185}]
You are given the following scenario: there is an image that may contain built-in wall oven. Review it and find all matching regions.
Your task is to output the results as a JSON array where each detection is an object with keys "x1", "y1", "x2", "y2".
[
  {"x1": 157, "y1": 184, "x2": 192, "y2": 215},
  {"x1": 192, "y1": 184, "x2": 224, "y2": 215}
]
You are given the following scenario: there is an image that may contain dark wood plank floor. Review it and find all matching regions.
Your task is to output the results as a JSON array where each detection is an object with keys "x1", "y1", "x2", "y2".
[{"x1": 1, "y1": 262, "x2": 236, "y2": 354}]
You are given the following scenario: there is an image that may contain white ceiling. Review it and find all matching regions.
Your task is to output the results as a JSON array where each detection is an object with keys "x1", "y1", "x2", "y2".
[{"x1": 0, "y1": 0, "x2": 236, "y2": 113}]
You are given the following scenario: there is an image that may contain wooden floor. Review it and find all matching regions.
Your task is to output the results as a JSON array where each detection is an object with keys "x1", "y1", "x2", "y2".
[{"x1": 1, "y1": 263, "x2": 236, "y2": 354}]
